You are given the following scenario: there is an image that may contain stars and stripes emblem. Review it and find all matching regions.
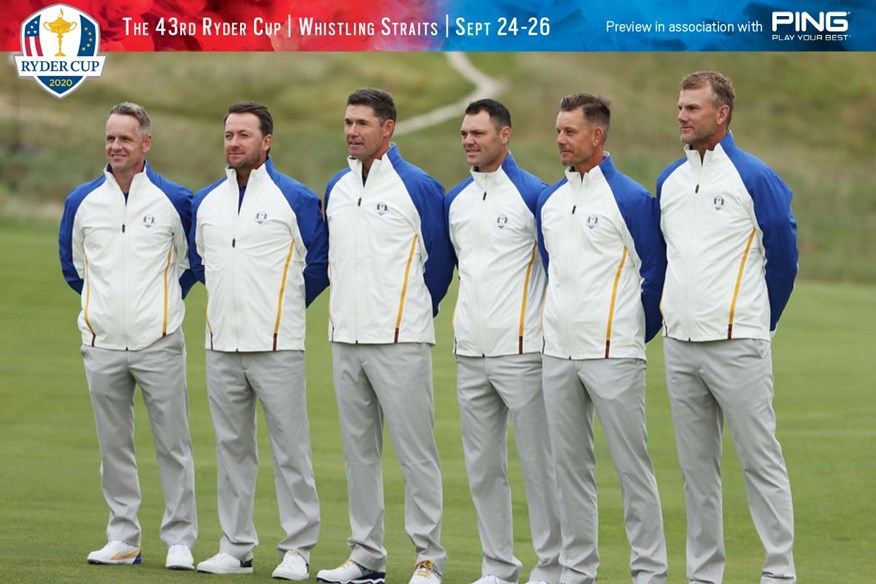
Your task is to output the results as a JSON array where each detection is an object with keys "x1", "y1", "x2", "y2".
[{"x1": 23, "y1": 15, "x2": 43, "y2": 57}]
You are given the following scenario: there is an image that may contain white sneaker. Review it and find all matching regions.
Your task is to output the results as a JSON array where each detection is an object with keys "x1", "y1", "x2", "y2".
[
  {"x1": 165, "y1": 544, "x2": 194, "y2": 570},
  {"x1": 409, "y1": 561, "x2": 442, "y2": 584},
  {"x1": 273, "y1": 550, "x2": 309, "y2": 580},
  {"x1": 87, "y1": 540, "x2": 141, "y2": 565},
  {"x1": 316, "y1": 559, "x2": 386, "y2": 584},
  {"x1": 472, "y1": 576, "x2": 516, "y2": 584},
  {"x1": 196, "y1": 551, "x2": 254, "y2": 574}
]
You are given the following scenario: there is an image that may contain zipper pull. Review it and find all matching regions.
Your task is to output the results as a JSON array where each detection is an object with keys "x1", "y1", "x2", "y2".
[
  {"x1": 695, "y1": 184, "x2": 699, "y2": 193},
  {"x1": 121, "y1": 223, "x2": 126, "y2": 233},
  {"x1": 482, "y1": 191, "x2": 487, "y2": 201},
  {"x1": 357, "y1": 197, "x2": 362, "y2": 207},
  {"x1": 232, "y1": 238, "x2": 236, "y2": 248},
  {"x1": 571, "y1": 205, "x2": 576, "y2": 215}
]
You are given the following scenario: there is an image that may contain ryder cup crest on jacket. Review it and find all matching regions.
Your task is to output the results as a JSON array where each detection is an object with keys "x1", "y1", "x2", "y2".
[{"x1": 14, "y1": 4, "x2": 105, "y2": 98}]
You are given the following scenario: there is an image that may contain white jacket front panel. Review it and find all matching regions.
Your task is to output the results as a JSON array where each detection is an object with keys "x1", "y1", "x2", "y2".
[
  {"x1": 446, "y1": 155, "x2": 546, "y2": 357},
  {"x1": 193, "y1": 161, "x2": 322, "y2": 351},
  {"x1": 538, "y1": 158, "x2": 655, "y2": 360},
  {"x1": 59, "y1": 163, "x2": 191, "y2": 350},
  {"x1": 325, "y1": 146, "x2": 450, "y2": 345},
  {"x1": 657, "y1": 134, "x2": 797, "y2": 342}
]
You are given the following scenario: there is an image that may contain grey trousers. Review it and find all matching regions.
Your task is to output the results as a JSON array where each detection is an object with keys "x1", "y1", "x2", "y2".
[
  {"x1": 457, "y1": 354, "x2": 562, "y2": 583},
  {"x1": 331, "y1": 342, "x2": 447, "y2": 573},
  {"x1": 205, "y1": 350, "x2": 319, "y2": 561},
  {"x1": 81, "y1": 327, "x2": 197, "y2": 548},
  {"x1": 542, "y1": 356, "x2": 667, "y2": 584},
  {"x1": 663, "y1": 338, "x2": 795, "y2": 584}
]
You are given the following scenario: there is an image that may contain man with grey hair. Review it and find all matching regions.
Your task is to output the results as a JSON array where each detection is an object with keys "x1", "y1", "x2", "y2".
[
  {"x1": 537, "y1": 93, "x2": 668, "y2": 584},
  {"x1": 658, "y1": 70, "x2": 798, "y2": 584},
  {"x1": 59, "y1": 102, "x2": 198, "y2": 570}
]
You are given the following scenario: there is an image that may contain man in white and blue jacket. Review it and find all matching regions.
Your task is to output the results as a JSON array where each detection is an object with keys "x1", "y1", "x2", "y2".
[
  {"x1": 537, "y1": 94, "x2": 668, "y2": 584},
  {"x1": 316, "y1": 89, "x2": 453, "y2": 584},
  {"x1": 444, "y1": 99, "x2": 562, "y2": 584},
  {"x1": 657, "y1": 71, "x2": 797, "y2": 584},
  {"x1": 190, "y1": 102, "x2": 328, "y2": 580},
  {"x1": 59, "y1": 102, "x2": 198, "y2": 570}
]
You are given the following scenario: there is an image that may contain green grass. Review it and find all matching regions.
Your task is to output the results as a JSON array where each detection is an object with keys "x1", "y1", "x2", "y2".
[{"x1": 1, "y1": 219, "x2": 875, "y2": 583}]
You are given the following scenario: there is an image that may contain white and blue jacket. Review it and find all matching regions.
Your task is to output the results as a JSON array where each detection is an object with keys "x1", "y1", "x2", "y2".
[
  {"x1": 657, "y1": 133, "x2": 798, "y2": 341},
  {"x1": 190, "y1": 157, "x2": 328, "y2": 352},
  {"x1": 537, "y1": 154, "x2": 666, "y2": 360},
  {"x1": 59, "y1": 162, "x2": 195, "y2": 350},
  {"x1": 445, "y1": 153, "x2": 547, "y2": 357},
  {"x1": 325, "y1": 144, "x2": 453, "y2": 345}
]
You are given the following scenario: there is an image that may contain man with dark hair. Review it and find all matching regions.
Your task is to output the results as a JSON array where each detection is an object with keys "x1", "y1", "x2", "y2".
[
  {"x1": 59, "y1": 102, "x2": 198, "y2": 570},
  {"x1": 658, "y1": 70, "x2": 797, "y2": 584},
  {"x1": 316, "y1": 88, "x2": 453, "y2": 584},
  {"x1": 444, "y1": 98, "x2": 562, "y2": 584},
  {"x1": 537, "y1": 93, "x2": 668, "y2": 584},
  {"x1": 191, "y1": 101, "x2": 329, "y2": 580}
]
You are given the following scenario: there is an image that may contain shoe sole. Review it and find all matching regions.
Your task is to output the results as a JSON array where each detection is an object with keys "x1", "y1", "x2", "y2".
[
  {"x1": 316, "y1": 577, "x2": 385, "y2": 584},
  {"x1": 87, "y1": 554, "x2": 142, "y2": 565},
  {"x1": 167, "y1": 564, "x2": 195, "y2": 570},
  {"x1": 197, "y1": 565, "x2": 254, "y2": 575},
  {"x1": 273, "y1": 570, "x2": 309, "y2": 581}
]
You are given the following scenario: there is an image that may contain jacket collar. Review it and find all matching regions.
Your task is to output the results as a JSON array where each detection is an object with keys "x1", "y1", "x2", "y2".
[
  {"x1": 470, "y1": 152, "x2": 517, "y2": 191},
  {"x1": 684, "y1": 131, "x2": 736, "y2": 165},
  {"x1": 225, "y1": 156, "x2": 275, "y2": 188},
  {"x1": 103, "y1": 160, "x2": 152, "y2": 192},
  {"x1": 347, "y1": 143, "x2": 400, "y2": 181},
  {"x1": 563, "y1": 153, "x2": 615, "y2": 188}
]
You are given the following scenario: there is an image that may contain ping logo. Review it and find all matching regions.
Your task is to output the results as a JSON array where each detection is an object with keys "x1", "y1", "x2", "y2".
[
  {"x1": 771, "y1": 11, "x2": 849, "y2": 32},
  {"x1": 14, "y1": 4, "x2": 106, "y2": 98}
]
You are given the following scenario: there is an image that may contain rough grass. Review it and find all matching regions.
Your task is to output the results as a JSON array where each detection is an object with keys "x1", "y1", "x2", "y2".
[{"x1": 1, "y1": 52, "x2": 875, "y2": 280}]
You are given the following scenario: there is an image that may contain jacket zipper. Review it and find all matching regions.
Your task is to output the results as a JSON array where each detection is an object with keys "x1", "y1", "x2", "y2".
[{"x1": 120, "y1": 183, "x2": 130, "y2": 350}]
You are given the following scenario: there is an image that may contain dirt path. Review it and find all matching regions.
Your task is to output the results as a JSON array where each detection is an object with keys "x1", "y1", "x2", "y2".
[{"x1": 395, "y1": 53, "x2": 506, "y2": 136}]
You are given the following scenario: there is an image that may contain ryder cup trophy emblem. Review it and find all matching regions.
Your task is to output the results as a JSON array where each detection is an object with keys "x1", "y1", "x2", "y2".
[
  {"x1": 44, "y1": 8, "x2": 77, "y2": 56},
  {"x1": 14, "y1": 4, "x2": 106, "y2": 98}
]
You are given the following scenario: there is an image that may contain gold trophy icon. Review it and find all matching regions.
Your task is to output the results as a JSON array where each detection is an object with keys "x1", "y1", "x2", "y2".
[{"x1": 43, "y1": 9, "x2": 78, "y2": 57}]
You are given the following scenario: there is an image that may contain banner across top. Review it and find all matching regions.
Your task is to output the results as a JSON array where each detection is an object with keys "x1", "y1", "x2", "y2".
[{"x1": 2, "y1": 0, "x2": 873, "y2": 52}]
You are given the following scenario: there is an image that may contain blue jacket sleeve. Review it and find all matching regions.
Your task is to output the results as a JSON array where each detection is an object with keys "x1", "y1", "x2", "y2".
[
  {"x1": 59, "y1": 191, "x2": 84, "y2": 294},
  {"x1": 294, "y1": 192, "x2": 330, "y2": 307},
  {"x1": 409, "y1": 176, "x2": 454, "y2": 316},
  {"x1": 615, "y1": 186, "x2": 667, "y2": 342},
  {"x1": 444, "y1": 181, "x2": 469, "y2": 270},
  {"x1": 166, "y1": 186, "x2": 197, "y2": 298},
  {"x1": 535, "y1": 197, "x2": 548, "y2": 275},
  {"x1": 189, "y1": 190, "x2": 206, "y2": 285},
  {"x1": 535, "y1": 185, "x2": 557, "y2": 276},
  {"x1": 749, "y1": 170, "x2": 798, "y2": 331}
]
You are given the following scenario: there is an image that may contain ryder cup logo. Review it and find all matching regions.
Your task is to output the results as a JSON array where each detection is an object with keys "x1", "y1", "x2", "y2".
[
  {"x1": 141, "y1": 214, "x2": 155, "y2": 228},
  {"x1": 496, "y1": 214, "x2": 508, "y2": 229},
  {"x1": 14, "y1": 4, "x2": 106, "y2": 98},
  {"x1": 254, "y1": 211, "x2": 268, "y2": 224},
  {"x1": 586, "y1": 215, "x2": 599, "y2": 229},
  {"x1": 712, "y1": 195, "x2": 725, "y2": 210}
]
